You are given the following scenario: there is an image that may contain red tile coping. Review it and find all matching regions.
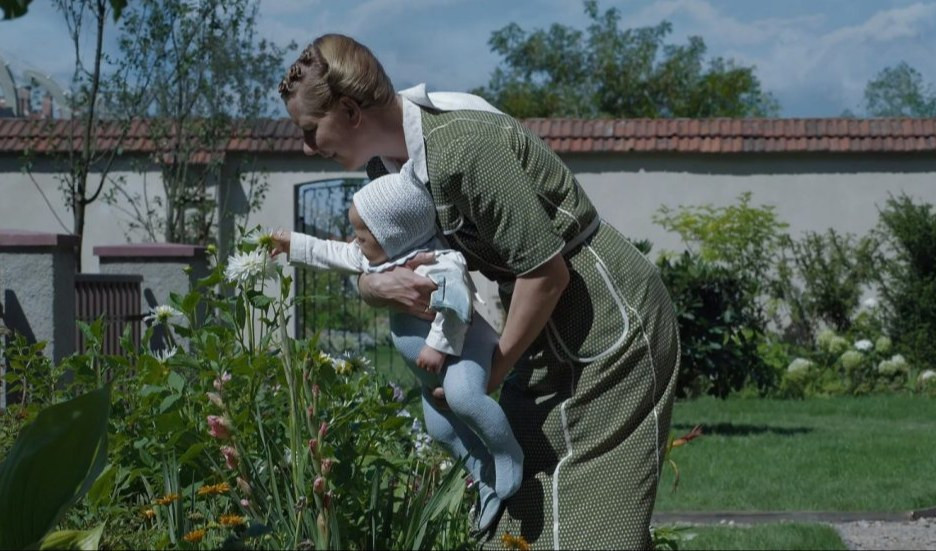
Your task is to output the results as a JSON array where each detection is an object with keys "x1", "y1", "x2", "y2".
[
  {"x1": 94, "y1": 243, "x2": 206, "y2": 258},
  {"x1": 1, "y1": 116, "x2": 934, "y2": 155},
  {"x1": 0, "y1": 229, "x2": 79, "y2": 248}
]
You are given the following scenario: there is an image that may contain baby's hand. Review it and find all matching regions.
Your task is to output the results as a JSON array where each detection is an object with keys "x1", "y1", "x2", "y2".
[
  {"x1": 416, "y1": 345, "x2": 447, "y2": 374},
  {"x1": 270, "y1": 229, "x2": 290, "y2": 258}
]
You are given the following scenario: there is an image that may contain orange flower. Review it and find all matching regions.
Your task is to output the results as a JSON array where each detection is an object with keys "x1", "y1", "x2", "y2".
[
  {"x1": 182, "y1": 529, "x2": 205, "y2": 543},
  {"x1": 219, "y1": 514, "x2": 246, "y2": 527},
  {"x1": 154, "y1": 493, "x2": 180, "y2": 506},
  {"x1": 671, "y1": 425, "x2": 703, "y2": 449},
  {"x1": 197, "y1": 482, "x2": 231, "y2": 496},
  {"x1": 141, "y1": 508, "x2": 156, "y2": 520},
  {"x1": 502, "y1": 532, "x2": 531, "y2": 551}
]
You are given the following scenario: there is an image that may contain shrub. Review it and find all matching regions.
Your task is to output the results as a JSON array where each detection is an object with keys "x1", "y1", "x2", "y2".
[
  {"x1": 874, "y1": 193, "x2": 936, "y2": 370},
  {"x1": 657, "y1": 251, "x2": 774, "y2": 399},
  {"x1": 773, "y1": 229, "x2": 879, "y2": 345}
]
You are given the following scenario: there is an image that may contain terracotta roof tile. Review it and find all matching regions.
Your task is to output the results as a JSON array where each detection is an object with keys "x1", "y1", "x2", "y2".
[{"x1": 1, "y1": 116, "x2": 934, "y2": 155}]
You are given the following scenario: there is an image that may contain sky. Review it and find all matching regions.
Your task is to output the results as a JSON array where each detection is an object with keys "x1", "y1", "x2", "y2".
[{"x1": 0, "y1": 0, "x2": 934, "y2": 117}]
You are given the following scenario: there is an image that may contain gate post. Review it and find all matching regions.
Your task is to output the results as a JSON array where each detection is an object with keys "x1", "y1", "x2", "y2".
[{"x1": 0, "y1": 230, "x2": 78, "y2": 365}]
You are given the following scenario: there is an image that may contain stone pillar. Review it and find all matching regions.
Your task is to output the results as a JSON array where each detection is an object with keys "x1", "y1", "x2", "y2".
[
  {"x1": 0, "y1": 230, "x2": 78, "y2": 365},
  {"x1": 94, "y1": 243, "x2": 210, "y2": 350}
]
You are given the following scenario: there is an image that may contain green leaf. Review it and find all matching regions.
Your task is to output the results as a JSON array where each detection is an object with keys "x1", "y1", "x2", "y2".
[
  {"x1": 86, "y1": 465, "x2": 117, "y2": 507},
  {"x1": 0, "y1": 386, "x2": 110, "y2": 549},
  {"x1": 39, "y1": 523, "x2": 105, "y2": 551},
  {"x1": 158, "y1": 393, "x2": 182, "y2": 414},
  {"x1": 167, "y1": 370, "x2": 185, "y2": 392},
  {"x1": 178, "y1": 442, "x2": 206, "y2": 466}
]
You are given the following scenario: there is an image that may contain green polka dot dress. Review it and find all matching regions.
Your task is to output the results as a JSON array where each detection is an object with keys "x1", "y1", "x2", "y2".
[{"x1": 369, "y1": 109, "x2": 680, "y2": 550}]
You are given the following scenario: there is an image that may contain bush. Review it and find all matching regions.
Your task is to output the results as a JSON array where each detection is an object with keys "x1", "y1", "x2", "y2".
[
  {"x1": 874, "y1": 193, "x2": 936, "y2": 370},
  {"x1": 658, "y1": 251, "x2": 774, "y2": 399},
  {"x1": 773, "y1": 229, "x2": 879, "y2": 345}
]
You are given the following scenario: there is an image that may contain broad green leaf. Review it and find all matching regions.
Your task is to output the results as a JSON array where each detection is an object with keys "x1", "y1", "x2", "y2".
[
  {"x1": 0, "y1": 386, "x2": 110, "y2": 549},
  {"x1": 86, "y1": 465, "x2": 117, "y2": 507},
  {"x1": 39, "y1": 523, "x2": 105, "y2": 551}
]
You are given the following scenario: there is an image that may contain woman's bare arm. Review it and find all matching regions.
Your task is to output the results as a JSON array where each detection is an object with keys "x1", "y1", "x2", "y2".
[{"x1": 488, "y1": 254, "x2": 569, "y2": 392}]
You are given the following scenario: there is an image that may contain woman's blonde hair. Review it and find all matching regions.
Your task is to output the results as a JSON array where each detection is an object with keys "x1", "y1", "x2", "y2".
[{"x1": 278, "y1": 34, "x2": 395, "y2": 116}]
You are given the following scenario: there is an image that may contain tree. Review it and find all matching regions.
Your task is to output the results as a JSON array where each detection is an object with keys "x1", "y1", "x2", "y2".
[
  {"x1": 471, "y1": 0, "x2": 779, "y2": 119},
  {"x1": 863, "y1": 62, "x2": 936, "y2": 117},
  {"x1": 104, "y1": 0, "x2": 293, "y2": 246},
  {"x1": 1, "y1": 0, "x2": 125, "y2": 20},
  {"x1": 21, "y1": 0, "x2": 136, "y2": 271}
]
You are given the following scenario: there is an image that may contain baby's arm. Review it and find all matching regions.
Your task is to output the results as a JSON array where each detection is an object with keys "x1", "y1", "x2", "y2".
[{"x1": 273, "y1": 230, "x2": 367, "y2": 274}]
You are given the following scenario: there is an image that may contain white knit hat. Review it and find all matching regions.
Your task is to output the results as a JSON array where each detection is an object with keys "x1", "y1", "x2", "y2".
[{"x1": 352, "y1": 161, "x2": 437, "y2": 261}]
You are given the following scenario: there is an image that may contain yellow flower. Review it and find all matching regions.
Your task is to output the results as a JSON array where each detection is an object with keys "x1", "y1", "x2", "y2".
[
  {"x1": 182, "y1": 529, "x2": 205, "y2": 543},
  {"x1": 197, "y1": 482, "x2": 231, "y2": 496},
  {"x1": 141, "y1": 508, "x2": 156, "y2": 520},
  {"x1": 502, "y1": 532, "x2": 531, "y2": 551},
  {"x1": 154, "y1": 493, "x2": 180, "y2": 506},
  {"x1": 219, "y1": 514, "x2": 246, "y2": 527}
]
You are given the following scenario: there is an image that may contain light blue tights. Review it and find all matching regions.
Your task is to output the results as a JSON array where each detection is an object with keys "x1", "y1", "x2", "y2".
[{"x1": 390, "y1": 312, "x2": 523, "y2": 529}]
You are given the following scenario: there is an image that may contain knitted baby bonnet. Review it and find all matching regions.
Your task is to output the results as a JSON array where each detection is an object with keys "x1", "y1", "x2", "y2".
[{"x1": 352, "y1": 161, "x2": 437, "y2": 261}]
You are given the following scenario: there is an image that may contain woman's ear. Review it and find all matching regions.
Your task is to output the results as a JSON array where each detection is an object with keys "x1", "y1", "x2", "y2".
[{"x1": 339, "y1": 96, "x2": 363, "y2": 127}]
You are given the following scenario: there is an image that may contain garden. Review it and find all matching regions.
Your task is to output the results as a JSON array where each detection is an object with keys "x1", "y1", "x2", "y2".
[{"x1": 1, "y1": 192, "x2": 935, "y2": 550}]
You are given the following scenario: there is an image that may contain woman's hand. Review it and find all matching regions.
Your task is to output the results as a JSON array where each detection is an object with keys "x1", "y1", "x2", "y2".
[
  {"x1": 358, "y1": 252, "x2": 438, "y2": 320},
  {"x1": 486, "y1": 346, "x2": 513, "y2": 394}
]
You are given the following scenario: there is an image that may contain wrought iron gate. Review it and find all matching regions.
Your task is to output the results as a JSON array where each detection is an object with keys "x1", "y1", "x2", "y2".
[{"x1": 294, "y1": 178, "x2": 403, "y2": 375}]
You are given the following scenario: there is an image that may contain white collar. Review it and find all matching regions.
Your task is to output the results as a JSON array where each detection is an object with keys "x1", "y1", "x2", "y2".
[{"x1": 381, "y1": 83, "x2": 503, "y2": 184}]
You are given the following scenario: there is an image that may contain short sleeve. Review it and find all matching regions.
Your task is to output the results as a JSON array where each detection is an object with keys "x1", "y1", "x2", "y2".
[{"x1": 439, "y1": 133, "x2": 564, "y2": 275}]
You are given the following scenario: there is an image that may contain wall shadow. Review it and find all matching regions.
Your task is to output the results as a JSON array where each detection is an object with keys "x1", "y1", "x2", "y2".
[{"x1": 672, "y1": 422, "x2": 813, "y2": 437}]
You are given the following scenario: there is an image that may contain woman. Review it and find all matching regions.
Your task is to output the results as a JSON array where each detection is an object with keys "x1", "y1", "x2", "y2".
[{"x1": 278, "y1": 33, "x2": 680, "y2": 550}]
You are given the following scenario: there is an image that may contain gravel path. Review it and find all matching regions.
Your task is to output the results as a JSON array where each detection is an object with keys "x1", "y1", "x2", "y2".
[{"x1": 834, "y1": 518, "x2": 936, "y2": 550}]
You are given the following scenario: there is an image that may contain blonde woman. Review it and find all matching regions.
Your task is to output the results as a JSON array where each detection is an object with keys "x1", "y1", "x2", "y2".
[{"x1": 278, "y1": 34, "x2": 680, "y2": 549}]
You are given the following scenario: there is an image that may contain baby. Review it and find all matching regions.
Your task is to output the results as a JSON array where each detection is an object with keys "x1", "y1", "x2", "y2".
[{"x1": 271, "y1": 161, "x2": 522, "y2": 531}]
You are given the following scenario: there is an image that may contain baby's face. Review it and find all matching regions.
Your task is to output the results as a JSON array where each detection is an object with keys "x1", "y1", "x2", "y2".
[{"x1": 348, "y1": 204, "x2": 389, "y2": 264}]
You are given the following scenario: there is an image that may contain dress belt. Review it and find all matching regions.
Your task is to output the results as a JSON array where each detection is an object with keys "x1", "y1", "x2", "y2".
[{"x1": 498, "y1": 216, "x2": 602, "y2": 295}]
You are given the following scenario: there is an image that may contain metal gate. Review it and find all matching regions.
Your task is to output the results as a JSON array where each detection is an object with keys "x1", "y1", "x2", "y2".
[
  {"x1": 294, "y1": 178, "x2": 404, "y2": 376},
  {"x1": 75, "y1": 274, "x2": 143, "y2": 355}
]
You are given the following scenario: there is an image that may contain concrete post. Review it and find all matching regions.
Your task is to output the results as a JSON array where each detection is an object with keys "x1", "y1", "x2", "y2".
[
  {"x1": 94, "y1": 243, "x2": 209, "y2": 350},
  {"x1": 0, "y1": 230, "x2": 78, "y2": 365}
]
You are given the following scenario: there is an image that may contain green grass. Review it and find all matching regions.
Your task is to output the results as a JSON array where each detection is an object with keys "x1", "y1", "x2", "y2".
[
  {"x1": 669, "y1": 523, "x2": 847, "y2": 550},
  {"x1": 655, "y1": 395, "x2": 936, "y2": 512}
]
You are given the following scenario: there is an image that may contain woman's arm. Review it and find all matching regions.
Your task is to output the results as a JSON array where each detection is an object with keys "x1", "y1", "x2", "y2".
[{"x1": 488, "y1": 253, "x2": 569, "y2": 392}]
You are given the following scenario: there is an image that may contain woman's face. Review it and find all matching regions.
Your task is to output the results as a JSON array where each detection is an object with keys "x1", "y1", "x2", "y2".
[{"x1": 286, "y1": 95, "x2": 369, "y2": 170}]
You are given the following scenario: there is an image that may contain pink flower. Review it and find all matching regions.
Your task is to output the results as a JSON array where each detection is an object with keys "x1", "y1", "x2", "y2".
[
  {"x1": 321, "y1": 458, "x2": 333, "y2": 476},
  {"x1": 318, "y1": 421, "x2": 329, "y2": 439},
  {"x1": 221, "y1": 445, "x2": 239, "y2": 469},
  {"x1": 307, "y1": 438, "x2": 318, "y2": 455},
  {"x1": 240, "y1": 498, "x2": 250, "y2": 508},
  {"x1": 311, "y1": 383, "x2": 320, "y2": 398},
  {"x1": 213, "y1": 371, "x2": 232, "y2": 391},
  {"x1": 313, "y1": 476, "x2": 326, "y2": 494},
  {"x1": 207, "y1": 415, "x2": 231, "y2": 439}
]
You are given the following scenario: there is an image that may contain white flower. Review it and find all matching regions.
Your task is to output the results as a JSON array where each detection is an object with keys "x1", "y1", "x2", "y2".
[
  {"x1": 875, "y1": 336, "x2": 892, "y2": 353},
  {"x1": 919, "y1": 370, "x2": 936, "y2": 385},
  {"x1": 861, "y1": 297, "x2": 879, "y2": 309},
  {"x1": 144, "y1": 305, "x2": 183, "y2": 324},
  {"x1": 224, "y1": 249, "x2": 277, "y2": 285},
  {"x1": 854, "y1": 339, "x2": 873, "y2": 352},
  {"x1": 241, "y1": 227, "x2": 276, "y2": 249},
  {"x1": 787, "y1": 358, "x2": 814, "y2": 373},
  {"x1": 152, "y1": 346, "x2": 177, "y2": 364}
]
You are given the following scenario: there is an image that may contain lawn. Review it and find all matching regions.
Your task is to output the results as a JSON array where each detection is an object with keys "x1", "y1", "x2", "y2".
[
  {"x1": 655, "y1": 395, "x2": 936, "y2": 512},
  {"x1": 675, "y1": 523, "x2": 848, "y2": 550}
]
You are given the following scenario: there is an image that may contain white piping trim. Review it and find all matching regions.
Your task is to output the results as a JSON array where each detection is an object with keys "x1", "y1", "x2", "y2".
[
  {"x1": 425, "y1": 116, "x2": 511, "y2": 138},
  {"x1": 546, "y1": 250, "x2": 629, "y2": 363},
  {"x1": 591, "y1": 243, "x2": 664, "y2": 481},
  {"x1": 553, "y1": 389, "x2": 574, "y2": 549}
]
